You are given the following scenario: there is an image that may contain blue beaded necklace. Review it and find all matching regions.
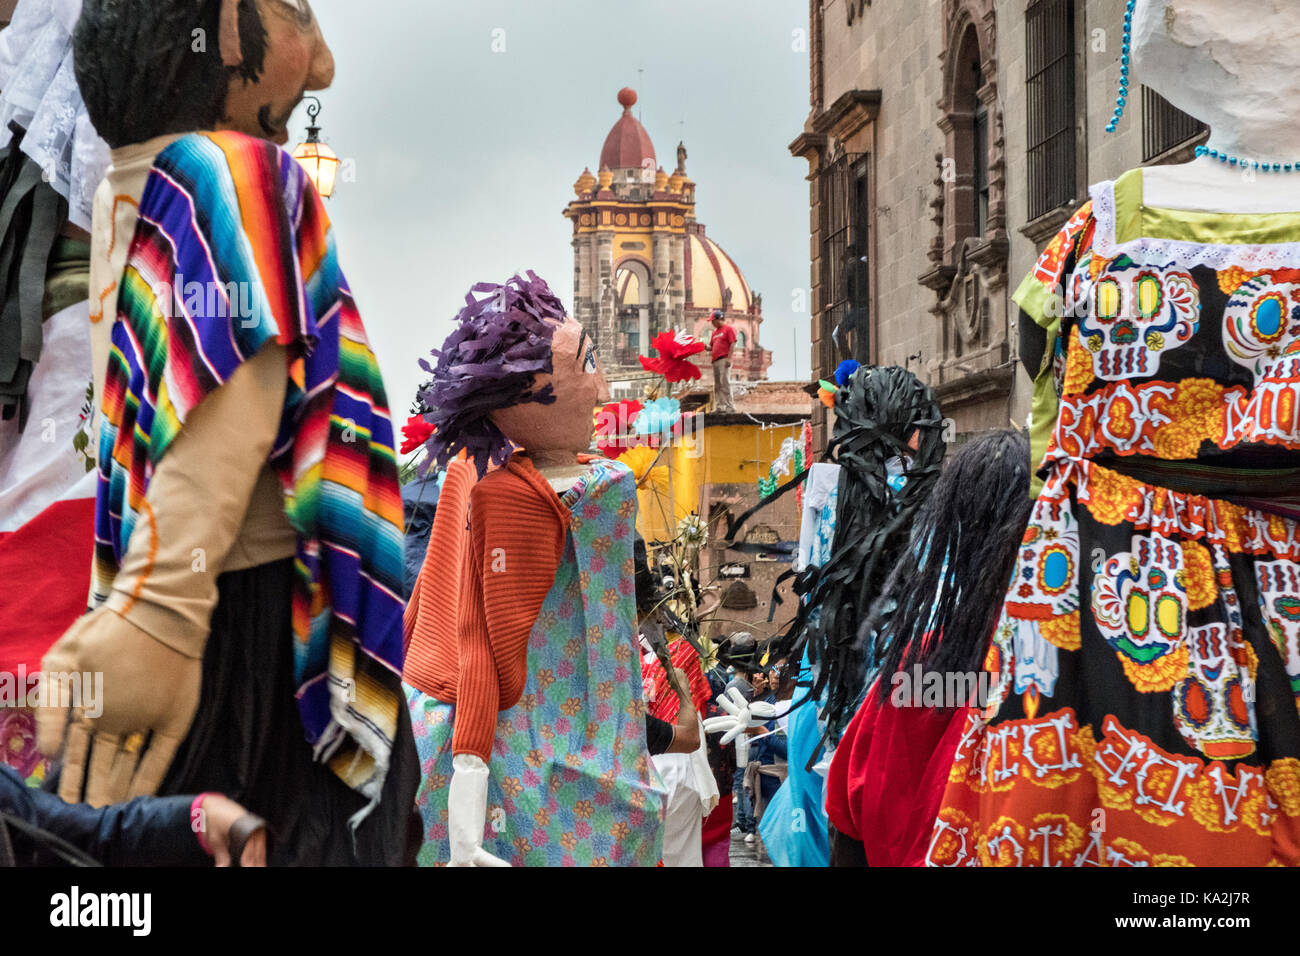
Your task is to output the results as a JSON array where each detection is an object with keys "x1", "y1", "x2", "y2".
[
  {"x1": 1103, "y1": 0, "x2": 1134, "y2": 134},
  {"x1": 1106, "y1": 0, "x2": 1298, "y2": 173},
  {"x1": 1193, "y1": 146, "x2": 1297, "y2": 173}
]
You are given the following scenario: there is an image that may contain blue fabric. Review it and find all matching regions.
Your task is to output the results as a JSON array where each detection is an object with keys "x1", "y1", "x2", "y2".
[
  {"x1": 757, "y1": 667, "x2": 829, "y2": 867},
  {"x1": 759, "y1": 491, "x2": 835, "y2": 865},
  {"x1": 401, "y1": 471, "x2": 443, "y2": 597},
  {"x1": 732, "y1": 766, "x2": 755, "y2": 833},
  {"x1": 0, "y1": 765, "x2": 206, "y2": 866},
  {"x1": 748, "y1": 693, "x2": 785, "y2": 765}
]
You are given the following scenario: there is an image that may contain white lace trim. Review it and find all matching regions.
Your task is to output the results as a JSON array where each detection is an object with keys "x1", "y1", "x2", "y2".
[
  {"x1": 1089, "y1": 179, "x2": 1300, "y2": 272},
  {"x1": 0, "y1": 0, "x2": 109, "y2": 231}
]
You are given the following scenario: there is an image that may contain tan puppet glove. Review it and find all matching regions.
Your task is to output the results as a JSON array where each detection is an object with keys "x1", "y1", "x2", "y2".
[{"x1": 41, "y1": 609, "x2": 201, "y2": 804}]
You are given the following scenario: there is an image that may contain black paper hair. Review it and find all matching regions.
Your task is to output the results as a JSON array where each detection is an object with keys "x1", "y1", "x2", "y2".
[
  {"x1": 774, "y1": 365, "x2": 945, "y2": 742},
  {"x1": 74, "y1": 0, "x2": 267, "y2": 149}
]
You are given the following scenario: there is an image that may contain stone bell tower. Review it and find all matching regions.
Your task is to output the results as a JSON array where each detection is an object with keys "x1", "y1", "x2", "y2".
[
  {"x1": 564, "y1": 88, "x2": 770, "y2": 394},
  {"x1": 563, "y1": 88, "x2": 693, "y2": 385}
]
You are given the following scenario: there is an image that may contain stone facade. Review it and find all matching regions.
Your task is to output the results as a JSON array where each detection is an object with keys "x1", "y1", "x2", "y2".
[{"x1": 792, "y1": 0, "x2": 1206, "y2": 451}]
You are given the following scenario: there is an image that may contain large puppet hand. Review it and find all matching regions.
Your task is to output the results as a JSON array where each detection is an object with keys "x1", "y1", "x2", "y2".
[
  {"x1": 702, "y1": 687, "x2": 779, "y2": 746},
  {"x1": 448, "y1": 754, "x2": 511, "y2": 867},
  {"x1": 38, "y1": 608, "x2": 201, "y2": 806}
]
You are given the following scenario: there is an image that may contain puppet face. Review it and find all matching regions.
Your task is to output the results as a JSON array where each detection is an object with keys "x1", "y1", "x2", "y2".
[
  {"x1": 221, "y1": 0, "x2": 335, "y2": 145},
  {"x1": 490, "y1": 317, "x2": 609, "y2": 458}
]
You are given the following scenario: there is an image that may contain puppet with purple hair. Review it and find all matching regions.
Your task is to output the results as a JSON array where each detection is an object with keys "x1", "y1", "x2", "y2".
[{"x1": 403, "y1": 273, "x2": 666, "y2": 866}]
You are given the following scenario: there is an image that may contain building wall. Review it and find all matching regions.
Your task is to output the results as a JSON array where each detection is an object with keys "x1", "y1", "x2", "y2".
[
  {"x1": 800, "y1": 0, "x2": 1194, "y2": 446},
  {"x1": 634, "y1": 413, "x2": 810, "y2": 645}
]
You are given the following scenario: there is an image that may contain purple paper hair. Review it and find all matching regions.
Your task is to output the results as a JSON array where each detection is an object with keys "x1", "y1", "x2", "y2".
[{"x1": 418, "y1": 271, "x2": 565, "y2": 477}]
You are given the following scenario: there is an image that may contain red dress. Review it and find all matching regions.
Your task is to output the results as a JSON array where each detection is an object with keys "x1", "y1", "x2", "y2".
[{"x1": 825, "y1": 680, "x2": 967, "y2": 866}]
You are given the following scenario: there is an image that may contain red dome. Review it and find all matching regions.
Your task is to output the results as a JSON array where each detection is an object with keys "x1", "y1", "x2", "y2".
[{"x1": 600, "y1": 88, "x2": 655, "y2": 171}]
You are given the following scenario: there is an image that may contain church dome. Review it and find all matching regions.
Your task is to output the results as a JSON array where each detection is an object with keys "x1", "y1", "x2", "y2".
[
  {"x1": 686, "y1": 228, "x2": 752, "y2": 312},
  {"x1": 600, "y1": 87, "x2": 656, "y2": 172}
]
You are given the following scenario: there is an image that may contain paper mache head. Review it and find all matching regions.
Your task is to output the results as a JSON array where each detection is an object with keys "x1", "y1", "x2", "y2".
[
  {"x1": 74, "y1": 0, "x2": 333, "y2": 149},
  {"x1": 418, "y1": 272, "x2": 607, "y2": 477},
  {"x1": 1131, "y1": 0, "x2": 1300, "y2": 147}
]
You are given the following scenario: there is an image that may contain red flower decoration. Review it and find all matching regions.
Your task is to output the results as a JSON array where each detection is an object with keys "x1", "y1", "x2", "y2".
[
  {"x1": 400, "y1": 415, "x2": 435, "y2": 455},
  {"x1": 638, "y1": 330, "x2": 707, "y2": 383},
  {"x1": 594, "y1": 400, "x2": 643, "y2": 457}
]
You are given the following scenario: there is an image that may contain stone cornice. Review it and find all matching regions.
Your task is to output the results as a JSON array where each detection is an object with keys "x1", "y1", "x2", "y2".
[
  {"x1": 932, "y1": 362, "x2": 1014, "y2": 407},
  {"x1": 810, "y1": 90, "x2": 882, "y2": 142},
  {"x1": 788, "y1": 130, "x2": 828, "y2": 161}
]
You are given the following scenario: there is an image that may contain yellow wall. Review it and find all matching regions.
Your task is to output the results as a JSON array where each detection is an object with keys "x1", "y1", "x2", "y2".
[{"x1": 634, "y1": 419, "x2": 805, "y2": 543}]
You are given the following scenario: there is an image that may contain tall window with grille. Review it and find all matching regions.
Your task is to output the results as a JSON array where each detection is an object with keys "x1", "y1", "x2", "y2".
[
  {"x1": 1142, "y1": 86, "x2": 1207, "y2": 162},
  {"x1": 974, "y1": 68, "x2": 989, "y2": 236},
  {"x1": 820, "y1": 152, "x2": 871, "y2": 369},
  {"x1": 1026, "y1": 0, "x2": 1076, "y2": 221}
]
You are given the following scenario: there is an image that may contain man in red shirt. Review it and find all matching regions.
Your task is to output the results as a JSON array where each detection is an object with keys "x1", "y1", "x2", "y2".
[{"x1": 709, "y1": 310, "x2": 737, "y2": 412}]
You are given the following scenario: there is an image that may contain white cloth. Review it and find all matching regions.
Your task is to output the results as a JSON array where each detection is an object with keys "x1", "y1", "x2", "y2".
[
  {"x1": 0, "y1": 0, "x2": 110, "y2": 231},
  {"x1": 651, "y1": 718, "x2": 718, "y2": 867},
  {"x1": 447, "y1": 754, "x2": 510, "y2": 867},
  {"x1": 795, "y1": 462, "x2": 842, "y2": 571},
  {"x1": 0, "y1": 299, "x2": 93, "y2": 532}
]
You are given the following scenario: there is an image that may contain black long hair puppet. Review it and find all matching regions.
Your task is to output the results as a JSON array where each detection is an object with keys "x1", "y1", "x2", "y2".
[
  {"x1": 774, "y1": 365, "x2": 945, "y2": 742},
  {"x1": 863, "y1": 428, "x2": 1033, "y2": 702}
]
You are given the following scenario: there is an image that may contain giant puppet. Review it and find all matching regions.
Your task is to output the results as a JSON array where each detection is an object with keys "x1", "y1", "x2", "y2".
[
  {"x1": 403, "y1": 273, "x2": 667, "y2": 867},
  {"x1": 767, "y1": 365, "x2": 945, "y2": 744},
  {"x1": 34, "y1": 0, "x2": 418, "y2": 865},
  {"x1": 930, "y1": 0, "x2": 1300, "y2": 867}
]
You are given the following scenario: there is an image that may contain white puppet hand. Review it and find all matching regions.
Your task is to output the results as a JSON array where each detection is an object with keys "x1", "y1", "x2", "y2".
[
  {"x1": 702, "y1": 687, "x2": 779, "y2": 746},
  {"x1": 447, "y1": 754, "x2": 511, "y2": 867}
]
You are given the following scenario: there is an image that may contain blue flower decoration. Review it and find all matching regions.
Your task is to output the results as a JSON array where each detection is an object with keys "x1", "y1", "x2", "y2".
[
  {"x1": 634, "y1": 397, "x2": 682, "y2": 436},
  {"x1": 834, "y1": 360, "x2": 860, "y2": 387}
]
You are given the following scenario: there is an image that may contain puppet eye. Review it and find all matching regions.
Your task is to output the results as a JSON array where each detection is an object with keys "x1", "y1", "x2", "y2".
[{"x1": 583, "y1": 343, "x2": 598, "y2": 374}]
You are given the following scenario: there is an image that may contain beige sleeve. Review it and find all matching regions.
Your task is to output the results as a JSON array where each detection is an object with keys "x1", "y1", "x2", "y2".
[{"x1": 103, "y1": 343, "x2": 288, "y2": 658}]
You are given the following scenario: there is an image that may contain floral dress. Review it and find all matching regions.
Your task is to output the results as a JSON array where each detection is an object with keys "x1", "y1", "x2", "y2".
[
  {"x1": 929, "y1": 169, "x2": 1300, "y2": 867},
  {"x1": 406, "y1": 459, "x2": 666, "y2": 866}
]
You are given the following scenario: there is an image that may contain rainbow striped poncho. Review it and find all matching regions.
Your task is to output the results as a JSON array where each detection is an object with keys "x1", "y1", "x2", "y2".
[{"x1": 93, "y1": 131, "x2": 406, "y2": 817}]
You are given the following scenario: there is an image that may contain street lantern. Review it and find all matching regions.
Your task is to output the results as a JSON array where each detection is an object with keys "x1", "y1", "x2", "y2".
[{"x1": 291, "y1": 96, "x2": 339, "y2": 198}]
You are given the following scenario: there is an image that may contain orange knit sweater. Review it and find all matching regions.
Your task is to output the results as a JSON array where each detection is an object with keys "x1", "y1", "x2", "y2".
[{"x1": 403, "y1": 454, "x2": 570, "y2": 762}]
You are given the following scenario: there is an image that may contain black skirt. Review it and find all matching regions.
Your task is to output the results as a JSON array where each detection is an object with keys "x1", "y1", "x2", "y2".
[{"x1": 160, "y1": 558, "x2": 419, "y2": 865}]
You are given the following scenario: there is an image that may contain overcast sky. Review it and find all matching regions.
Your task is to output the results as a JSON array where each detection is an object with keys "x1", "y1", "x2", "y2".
[{"x1": 300, "y1": 0, "x2": 811, "y2": 419}]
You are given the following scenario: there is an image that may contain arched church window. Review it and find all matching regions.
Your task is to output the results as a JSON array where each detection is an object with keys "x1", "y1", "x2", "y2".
[{"x1": 614, "y1": 262, "x2": 650, "y2": 367}]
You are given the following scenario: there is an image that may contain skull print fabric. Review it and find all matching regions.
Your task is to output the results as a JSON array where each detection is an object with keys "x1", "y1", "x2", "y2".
[{"x1": 930, "y1": 170, "x2": 1300, "y2": 867}]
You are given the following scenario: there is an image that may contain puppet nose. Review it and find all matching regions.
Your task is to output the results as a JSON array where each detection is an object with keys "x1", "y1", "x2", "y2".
[{"x1": 306, "y1": 22, "x2": 336, "y2": 90}]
